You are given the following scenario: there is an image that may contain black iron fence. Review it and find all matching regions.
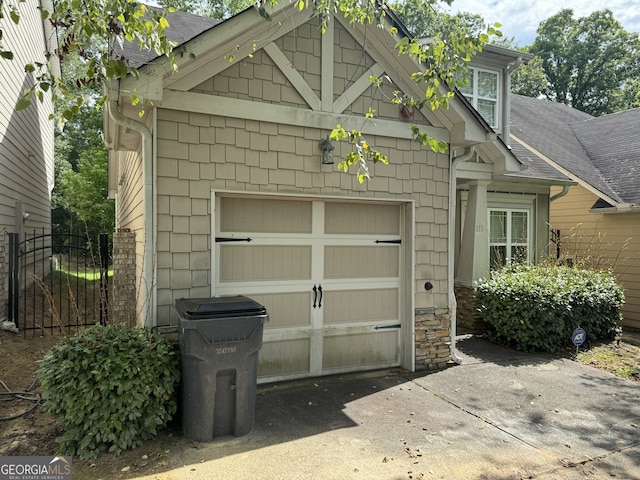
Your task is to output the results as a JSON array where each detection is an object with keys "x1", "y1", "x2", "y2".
[
  {"x1": 550, "y1": 228, "x2": 561, "y2": 259},
  {"x1": 7, "y1": 229, "x2": 111, "y2": 336}
]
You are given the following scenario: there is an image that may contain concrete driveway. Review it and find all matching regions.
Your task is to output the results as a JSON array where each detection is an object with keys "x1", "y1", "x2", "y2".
[{"x1": 132, "y1": 335, "x2": 640, "y2": 480}]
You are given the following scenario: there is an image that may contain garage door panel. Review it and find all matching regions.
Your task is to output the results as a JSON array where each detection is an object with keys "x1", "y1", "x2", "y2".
[
  {"x1": 323, "y1": 331, "x2": 399, "y2": 370},
  {"x1": 324, "y1": 246, "x2": 399, "y2": 279},
  {"x1": 249, "y1": 292, "x2": 311, "y2": 329},
  {"x1": 220, "y1": 245, "x2": 311, "y2": 282},
  {"x1": 325, "y1": 202, "x2": 399, "y2": 235},
  {"x1": 216, "y1": 194, "x2": 405, "y2": 382},
  {"x1": 221, "y1": 197, "x2": 312, "y2": 233},
  {"x1": 323, "y1": 288, "x2": 399, "y2": 325},
  {"x1": 259, "y1": 339, "x2": 310, "y2": 377}
]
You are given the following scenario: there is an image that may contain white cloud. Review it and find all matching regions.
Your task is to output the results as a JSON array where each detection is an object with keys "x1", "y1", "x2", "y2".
[{"x1": 445, "y1": 0, "x2": 640, "y2": 46}]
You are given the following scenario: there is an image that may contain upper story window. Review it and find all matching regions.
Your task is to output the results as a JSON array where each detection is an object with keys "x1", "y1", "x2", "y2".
[{"x1": 460, "y1": 67, "x2": 500, "y2": 129}]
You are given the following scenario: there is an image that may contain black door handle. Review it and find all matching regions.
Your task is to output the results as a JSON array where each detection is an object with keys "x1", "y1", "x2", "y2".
[
  {"x1": 312, "y1": 285, "x2": 317, "y2": 308},
  {"x1": 374, "y1": 324, "x2": 401, "y2": 330},
  {"x1": 318, "y1": 285, "x2": 323, "y2": 308},
  {"x1": 215, "y1": 237, "x2": 252, "y2": 243}
]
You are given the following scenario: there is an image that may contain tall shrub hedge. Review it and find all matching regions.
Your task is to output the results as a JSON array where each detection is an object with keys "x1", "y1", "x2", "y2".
[
  {"x1": 37, "y1": 324, "x2": 180, "y2": 459},
  {"x1": 475, "y1": 264, "x2": 624, "y2": 352}
]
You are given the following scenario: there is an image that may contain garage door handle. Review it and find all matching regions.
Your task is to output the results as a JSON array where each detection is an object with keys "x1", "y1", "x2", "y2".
[
  {"x1": 374, "y1": 324, "x2": 401, "y2": 330},
  {"x1": 375, "y1": 239, "x2": 401, "y2": 244},
  {"x1": 215, "y1": 237, "x2": 253, "y2": 243},
  {"x1": 312, "y1": 285, "x2": 318, "y2": 308},
  {"x1": 318, "y1": 285, "x2": 323, "y2": 308}
]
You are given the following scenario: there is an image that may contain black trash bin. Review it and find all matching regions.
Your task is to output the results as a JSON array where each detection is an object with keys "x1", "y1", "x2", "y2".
[{"x1": 175, "y1": 295, "x2": 269, "y2": 442}]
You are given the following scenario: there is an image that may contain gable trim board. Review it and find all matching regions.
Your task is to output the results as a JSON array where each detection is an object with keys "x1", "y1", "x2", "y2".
[
  {"x1": 262, "y1": 42, "x2": 322, "y2": 111},
  {"x1": 164, "y1": 5, "x2": 312, "y2": 92},
  {"x1": 159, "y1": 89, "x2": 448, "y2": 140}
]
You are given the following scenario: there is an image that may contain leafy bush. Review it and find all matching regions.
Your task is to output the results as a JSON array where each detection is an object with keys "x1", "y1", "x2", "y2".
[
  {"x1": 475, "y1": 264, "x2": 624, "y2": 352},
  {"x1": 37, "y1": 324, "x2": 180, "y2": 459}
]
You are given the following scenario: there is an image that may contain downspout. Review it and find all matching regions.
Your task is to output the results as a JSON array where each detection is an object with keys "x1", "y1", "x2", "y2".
[
  {"x1": 107, "y1": 100, "x2": 156, "y2": 327},
  {"x1": 503, "y1": 56, "x2": 523, "y2": 146},
  {"x1": 550, "y1": 185, "x2": 569, "y2": 202},
  {"x1": 448, "y1": 146, "x2": 475, "y2": 364}
]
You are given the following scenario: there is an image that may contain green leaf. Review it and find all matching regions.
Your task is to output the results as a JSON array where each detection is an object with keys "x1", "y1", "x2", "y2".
[
  {"x1": 36, "y1": 325, "x2": 179, "y2": 460},
  {"x1": 15, "y1": 95, "x2": 31, "y2": 111},
  {"x1": 0, "y1": 51, "x2": 14, "y2": 60},
  {"x1": 258, "y1": 6, "x2": 271, "y2": 21}
]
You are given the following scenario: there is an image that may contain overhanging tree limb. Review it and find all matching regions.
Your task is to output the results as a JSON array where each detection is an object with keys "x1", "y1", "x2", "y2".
[{"x1": 4, "y1": 0, "x2": 501, "y2": 178}]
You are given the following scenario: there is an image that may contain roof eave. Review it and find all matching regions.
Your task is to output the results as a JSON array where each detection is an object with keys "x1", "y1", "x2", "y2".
[
  {"x1": 483, "y1": 44, "x2": 534, "y2": 63},
  {"x1": 496, "y1": 174, "x2": 577, "y2": 186},
  {"x1": 588, "y1": 203, "x2": 640, "y2": 214}
]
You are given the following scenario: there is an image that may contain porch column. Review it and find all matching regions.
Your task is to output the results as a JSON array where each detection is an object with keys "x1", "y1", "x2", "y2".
[
  {"x1": 456, "y1": 180, "x2": 490, "y2": 286},
  {"x1": 112, "y1": 229, "x2": 137, "y2": 327}
]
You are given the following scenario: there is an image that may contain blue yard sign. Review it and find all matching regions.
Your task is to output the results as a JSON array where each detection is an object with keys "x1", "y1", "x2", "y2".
[
  {"x1": 572, "y1": 327, "x2": 586, "y2": 346},
  {"x1": 572, "y1": 327, "x2": 587, "y2": 355}
]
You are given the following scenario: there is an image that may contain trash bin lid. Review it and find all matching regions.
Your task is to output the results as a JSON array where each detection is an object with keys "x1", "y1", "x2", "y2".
[{"x1": 175, "y1": 296, "x2": 267, "y2": 320}]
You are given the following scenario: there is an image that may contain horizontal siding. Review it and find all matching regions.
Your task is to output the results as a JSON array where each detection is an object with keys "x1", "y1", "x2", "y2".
[
  {"x1": 114, "y1": 149, "x2": 146, "y2": 325},
  {"x1": 116, "y1": 150, "x2": 145, "y2": 232},
  {"x1": 0, "y1": 0, "x2": 54, "y2": 232},
  {"x1": 550, "y1": 185, "x2": 640, "y2": 329}
]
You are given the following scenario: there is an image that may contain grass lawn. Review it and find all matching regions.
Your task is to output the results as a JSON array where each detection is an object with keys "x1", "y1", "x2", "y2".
[{"x1": 576, "y1": 340, "x2": 640, "y2": 381}]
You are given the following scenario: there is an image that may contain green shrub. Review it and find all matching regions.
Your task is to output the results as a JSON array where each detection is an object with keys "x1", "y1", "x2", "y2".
[
  {"x1": 475, "y1": 264, "x2": 624, "y2": 352},
  {"x1": 37, "y1": 324, "x2": 180, "y2": 459}
]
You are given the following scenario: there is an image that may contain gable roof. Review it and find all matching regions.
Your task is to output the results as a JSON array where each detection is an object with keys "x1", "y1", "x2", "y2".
[
  {"x1": 571, "y1": 108, "x2": 640, "y2": 207},
  {"x1": 510, "y1": 94, "x2": 640, "y2": 209},
  {"x1": 108, "y1": 4, "x2": 527, "y2": 176}
]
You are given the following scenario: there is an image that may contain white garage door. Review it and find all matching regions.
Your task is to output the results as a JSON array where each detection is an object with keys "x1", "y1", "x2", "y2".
[{"x1": 214, "y1": 194, "x2": 406, "y2": 382}]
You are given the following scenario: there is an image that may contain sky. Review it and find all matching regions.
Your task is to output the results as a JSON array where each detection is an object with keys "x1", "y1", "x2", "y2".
[{"x1": 444, "y1": 0, "x2": 640, "y2": 46}]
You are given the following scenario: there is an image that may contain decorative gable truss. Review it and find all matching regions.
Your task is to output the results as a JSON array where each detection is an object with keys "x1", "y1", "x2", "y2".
[{"x1": 110, "y1": 4, "x2": 502, "y2": 151}]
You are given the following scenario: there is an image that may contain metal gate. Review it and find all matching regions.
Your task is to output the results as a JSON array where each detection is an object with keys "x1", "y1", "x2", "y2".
[{"x1": 7, "y1": 229, "x2": 110, "y2": 336}]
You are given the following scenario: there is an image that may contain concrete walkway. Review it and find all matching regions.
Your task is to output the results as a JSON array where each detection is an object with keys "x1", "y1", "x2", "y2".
[{"x1": 127, "y1": 335, "x2": 639, "y2": 480}]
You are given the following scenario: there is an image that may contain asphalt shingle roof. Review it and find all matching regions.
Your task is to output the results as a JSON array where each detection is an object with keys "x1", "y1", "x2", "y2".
[
  {"x1": 509, "y1": 94, "x2": 640, "y2": 206},
  {"x1": 507, "y1": 141, "x2": 571, "y2": 182},
  {"x1": 571, "y1": 108, "x2": 640, "y2": 206},
  {"x1": 115, "y1": 9, "x2": 221, "y2": 69}
]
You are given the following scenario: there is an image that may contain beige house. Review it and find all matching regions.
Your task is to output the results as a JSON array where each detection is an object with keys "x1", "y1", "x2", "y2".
[
  {"x1": 104, "y1": 4, "x2": 565, "y2": 380},
  {"x1": 0, "y1": 0, "x2": 58, "y2": 318},
  {"x1": 511, "y1": 95, "x2": 640, "y2": 330}
]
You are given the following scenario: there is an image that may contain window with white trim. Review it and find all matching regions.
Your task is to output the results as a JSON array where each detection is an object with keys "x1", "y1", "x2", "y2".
[
  {"x1": 489, "y1": 209, "x2": 529, "y2": 269},
  {"x1": 460, "y1": 67, "x2": 499, "y2": 129}
]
